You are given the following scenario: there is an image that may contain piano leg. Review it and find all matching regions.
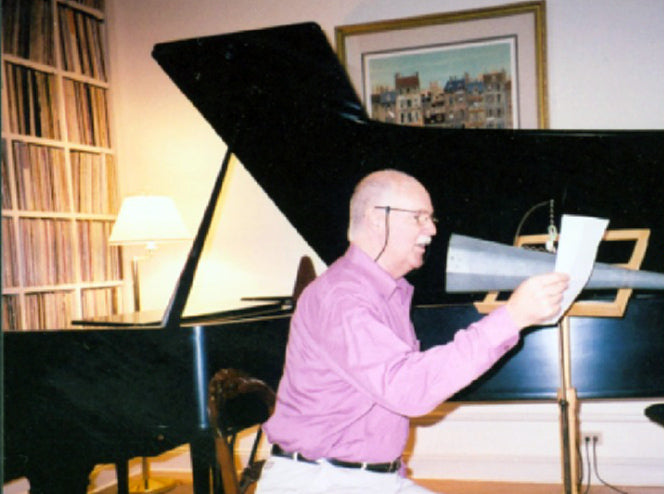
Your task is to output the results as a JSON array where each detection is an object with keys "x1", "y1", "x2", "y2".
[
  {"x1": 116, "y1": 461, "x2": 130, "y2": 494},
  {"x1": 190, "y1": 433, "x2": 215, "y2": 494}
]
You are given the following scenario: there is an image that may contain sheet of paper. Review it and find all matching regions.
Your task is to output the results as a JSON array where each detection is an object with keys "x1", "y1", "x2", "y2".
[{"x1": 545, "y1": 214, "x2": 609, "y2": 324}]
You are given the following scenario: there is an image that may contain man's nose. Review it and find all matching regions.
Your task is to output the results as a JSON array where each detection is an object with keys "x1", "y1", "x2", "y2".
[{"x1": 425, "y1": 218, "x2": 437, "y2": 236}]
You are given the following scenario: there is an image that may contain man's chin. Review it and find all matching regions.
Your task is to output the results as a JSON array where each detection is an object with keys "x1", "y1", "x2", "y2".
[{"x1": 410, "y1": 254, "x2": 426, "y2": 270}]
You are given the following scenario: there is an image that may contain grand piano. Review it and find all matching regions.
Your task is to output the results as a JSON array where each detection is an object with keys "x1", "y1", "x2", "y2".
[{"x1": 4, "y1": 22, "x2": 664, "y2": 494}]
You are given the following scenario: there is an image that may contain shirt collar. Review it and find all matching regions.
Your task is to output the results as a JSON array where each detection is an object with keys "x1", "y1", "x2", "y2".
[{"x1": 345, "y1": 244, "x2": 414, "y2": 302}]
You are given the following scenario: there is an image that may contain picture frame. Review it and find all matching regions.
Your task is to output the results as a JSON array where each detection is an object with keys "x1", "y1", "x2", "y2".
[{"x1": 335, "y1": 1, "x2": 548, "y2": 129}]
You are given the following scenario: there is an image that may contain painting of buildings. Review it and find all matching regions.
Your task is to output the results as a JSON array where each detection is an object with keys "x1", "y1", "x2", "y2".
[{"x1": 365, "y1": 38, "x2": 517, "y2": 129}]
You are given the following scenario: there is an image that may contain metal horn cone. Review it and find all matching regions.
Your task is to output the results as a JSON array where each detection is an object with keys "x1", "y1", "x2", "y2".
[{"x1": 445, "y1": 233, "x2": 664, "y2": 293}]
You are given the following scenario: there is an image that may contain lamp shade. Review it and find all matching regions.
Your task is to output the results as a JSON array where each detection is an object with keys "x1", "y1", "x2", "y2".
[{"x1": 109, "y1": 195, "x2": 190, "y2": 245}]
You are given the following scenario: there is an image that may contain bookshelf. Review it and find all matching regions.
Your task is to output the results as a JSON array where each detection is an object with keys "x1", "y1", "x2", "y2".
[{"x1": 2, "y1": 0, "x2": 124, "y2": 330}]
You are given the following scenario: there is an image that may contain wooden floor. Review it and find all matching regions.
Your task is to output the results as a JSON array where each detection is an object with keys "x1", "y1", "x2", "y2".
[
  {"x1": 126, "y1": 474, "x2": 664, "y2": 494},
  {"x1": 416, "y1": 479, "x2": 664, "y2": 494}
]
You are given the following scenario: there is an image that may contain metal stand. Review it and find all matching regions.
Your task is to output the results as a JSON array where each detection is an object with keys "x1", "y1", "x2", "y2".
[
  {"x1": 130, "y1": 256, "x2": 143, "y2": 312},
  {"x1": 126, "y1": 254, "x2": 176, "y2": 494},
  {"x1": 472, "y1": 230, "x2": 654, "y2": 494},
  {"x1": 128, "y1": 457, "x2": 176, "y2": 494},
  {"x1": 558, "y1": 316, "x2": 580, "y2": 494}
]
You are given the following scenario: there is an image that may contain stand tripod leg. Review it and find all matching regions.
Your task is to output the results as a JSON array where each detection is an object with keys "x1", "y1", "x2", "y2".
[
  {"x1": 128, "y1": 457, "x2": 176, "y2": 494},
  {"x1": 558, "y1": 388, "x2": 580, "y2": 494},
  {"x1": 558, "y1": 317, "x2": 580, "y2": 494}
]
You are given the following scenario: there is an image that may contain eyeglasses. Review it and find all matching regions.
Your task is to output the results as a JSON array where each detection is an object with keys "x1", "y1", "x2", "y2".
[{"x1": 374, "y1": 206, "x2": 438, "y2": 226}]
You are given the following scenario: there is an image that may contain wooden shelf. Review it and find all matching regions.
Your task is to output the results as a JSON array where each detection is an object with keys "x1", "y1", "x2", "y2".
[{"x1": 2, "y1": 0, "x2": 123, "y2": 331}]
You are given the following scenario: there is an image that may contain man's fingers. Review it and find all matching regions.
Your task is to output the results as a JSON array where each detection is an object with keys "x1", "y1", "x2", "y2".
[{"x1": 506, "y1": 272, "x2": 570, "y2": 328}]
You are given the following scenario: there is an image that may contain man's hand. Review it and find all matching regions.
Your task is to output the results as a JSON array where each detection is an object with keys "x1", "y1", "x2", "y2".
[{"x1": 505, "y1": 272, "x2": 570, "y2": 329}]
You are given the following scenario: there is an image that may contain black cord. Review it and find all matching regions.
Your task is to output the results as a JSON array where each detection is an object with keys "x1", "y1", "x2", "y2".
[
  {"x1": 582, "y1": 437, "x2": 592, "y2": 494},
  {"x1": 591, "y1": 437, "x2": 630, "y2": 494},
  {"x1": 513, "y1": 200, "x2": 550, "y2": 245},
  {"x1": 374, "y1": 206, "x2": 390, "y2": 262}
]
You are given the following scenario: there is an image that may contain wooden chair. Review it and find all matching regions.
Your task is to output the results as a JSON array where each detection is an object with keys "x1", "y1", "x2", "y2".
[{"x1": 208, "y1": 368, "x2": 276, "y2": 494}]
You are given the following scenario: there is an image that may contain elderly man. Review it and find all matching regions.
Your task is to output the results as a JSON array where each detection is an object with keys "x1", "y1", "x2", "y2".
[{"x1": 257, "y1": 169, "x2": 568, "y2": 493}]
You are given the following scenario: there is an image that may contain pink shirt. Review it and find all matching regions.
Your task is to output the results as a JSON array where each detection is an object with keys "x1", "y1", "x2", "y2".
[{"x1": 263, "y1": 244, "x2": 519, "y2": 464}]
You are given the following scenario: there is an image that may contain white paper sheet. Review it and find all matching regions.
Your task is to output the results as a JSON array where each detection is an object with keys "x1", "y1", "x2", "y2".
[{"x1": 544, "y1": 215, "x2": 609, "y2": 324}]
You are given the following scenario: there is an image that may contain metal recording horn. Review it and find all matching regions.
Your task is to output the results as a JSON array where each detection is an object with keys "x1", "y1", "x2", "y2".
[{"x1": 446, "y1": 233, "x2": 664, "y2": 293}]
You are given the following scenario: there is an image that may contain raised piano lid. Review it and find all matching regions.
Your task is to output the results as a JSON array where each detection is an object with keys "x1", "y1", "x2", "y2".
[{"x1": 152, "y1": 22, "x2": 664, "y2": 306}]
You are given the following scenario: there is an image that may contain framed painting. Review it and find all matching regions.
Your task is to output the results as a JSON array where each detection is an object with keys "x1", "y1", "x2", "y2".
[{"x1": 335, "y1": 1, "x2": 548, "y2": 129}]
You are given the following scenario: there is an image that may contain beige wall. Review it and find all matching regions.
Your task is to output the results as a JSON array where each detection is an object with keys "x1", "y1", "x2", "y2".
[{"x1": 106, "y1": 0, "x2": 664, "y2": 486}]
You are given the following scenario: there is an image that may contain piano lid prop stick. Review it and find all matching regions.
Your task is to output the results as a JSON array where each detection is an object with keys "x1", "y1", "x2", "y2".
[{"x1": 161, "y1": 146, "x2": 234, "y2": 329}]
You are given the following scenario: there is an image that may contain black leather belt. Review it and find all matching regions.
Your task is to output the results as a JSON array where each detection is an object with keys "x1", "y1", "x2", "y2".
[
  {"x1": 271, "y1": 444, "x2": 401, "y2": 473},
  {"x1": 327, "y1": 457, "x2": 401, "y2": 473},
  {"x1": 271, "y1": 444, "x2": 317, "y2": 464}
]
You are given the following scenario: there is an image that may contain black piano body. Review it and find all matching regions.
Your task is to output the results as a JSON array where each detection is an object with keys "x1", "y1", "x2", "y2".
[
  {"x1": 4, "y1": 22, "x2": 664, "y2": 493},
  {"x1": 5, "y1": 298, "x2": 664, "y2": 492},
  {"x1": 3, "y1": 307, "x2": 292, "y2": 493}
]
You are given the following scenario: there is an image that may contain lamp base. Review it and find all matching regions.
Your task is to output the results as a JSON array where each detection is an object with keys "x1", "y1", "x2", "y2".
[{"x1": 128, "y1": 476, "x2": 176, "y2": 494}]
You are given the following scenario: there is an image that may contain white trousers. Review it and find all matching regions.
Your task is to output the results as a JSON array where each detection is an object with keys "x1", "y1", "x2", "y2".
[{"x1": 255, "y1": 456, "x2": 440, "y2": 494}]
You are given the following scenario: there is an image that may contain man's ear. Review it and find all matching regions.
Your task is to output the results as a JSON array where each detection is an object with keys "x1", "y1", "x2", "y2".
[{"x1": 367, "y1": 207, "x2": 384, "y2": 232}]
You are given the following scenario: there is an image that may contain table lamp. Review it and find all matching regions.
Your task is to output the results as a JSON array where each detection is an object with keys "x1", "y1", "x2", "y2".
[{"x1": 109, "y1": 195, "x2": 191, "y2": 312}]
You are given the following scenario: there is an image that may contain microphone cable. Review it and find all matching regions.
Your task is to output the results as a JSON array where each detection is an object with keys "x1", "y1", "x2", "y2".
[
  {"x1": 591, "y1": 436, "x2": 629, "y2": 494},
  {"x1": 582, "y1": 435, "x2": 630, "y2": 494},
  {"x1": 374, "y1": 206, "x2": 391, "y2": 262},
  {"x1": 513, "y1": 199, "x2": 557, "y2": 252}
]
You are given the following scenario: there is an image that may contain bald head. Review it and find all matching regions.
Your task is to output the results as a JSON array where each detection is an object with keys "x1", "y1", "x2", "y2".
[
  {"x1": 349, "y1": 170, "x2": 402, "y2": 241},
  {"x1": 347, "y1": 169, "x2": 436, "y2": 277},
  {"x1": 348, "y1": 170, "x2": 423, "y2": 240}
]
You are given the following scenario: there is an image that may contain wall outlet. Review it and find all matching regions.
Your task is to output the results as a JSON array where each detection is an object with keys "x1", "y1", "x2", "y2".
[{"x1": 582, "y1": 432, "x2": 603, "y2": 446}]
